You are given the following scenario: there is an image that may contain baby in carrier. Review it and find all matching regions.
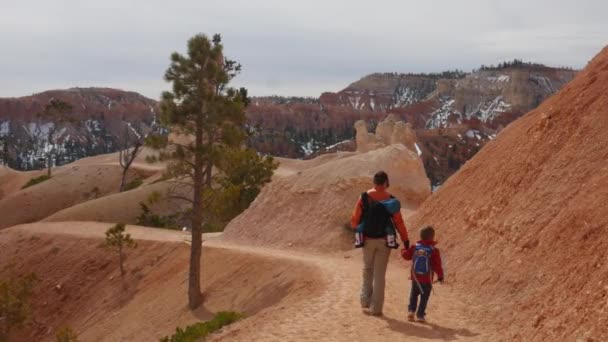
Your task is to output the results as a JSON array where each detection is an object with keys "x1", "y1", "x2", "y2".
[{"x1": 354, "y1": 192, "x2": 401, "y2": 249}]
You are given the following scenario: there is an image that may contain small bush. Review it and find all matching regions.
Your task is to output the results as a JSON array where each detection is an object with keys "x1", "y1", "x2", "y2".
[
  {"x1": 21, "y1": 175, "x2": 51, "y2": 189},
  {"x1": 55, "y1": 326, "x2": 79, "y2": 342},
  {"x1": 0, "y1": 272, "x2": 38, "y2": 340},
  {"x1": 160, "y1": 311, "x2": 244, "y2": 342},
  {"x1": 136, "y1": 202, "x2": 179, "y2": 229},
  {"x1": 124, "y1": 179, "x2": 144, "y2": 191}
]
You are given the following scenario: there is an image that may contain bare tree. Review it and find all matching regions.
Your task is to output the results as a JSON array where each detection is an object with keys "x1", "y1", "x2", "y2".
[{"x1": 118, "y1": 123, "x2": 144, "y2": 192}]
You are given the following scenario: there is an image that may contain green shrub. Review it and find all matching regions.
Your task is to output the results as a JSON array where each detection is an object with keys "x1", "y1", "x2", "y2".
[
  {"x1": 55, "y1": 326, "x2": 79, "y2": 342},
  {"x1": 160, "y1": 311, "x2": 244, "y2": 342},
  {"x1": 136, "y1": 202, "x2": 179, "y2": 229},
  {"x1": 124, "y1": 179, "x2": 144, "y2": 191},
  {"x1": 0, "y1": 272, "x2": 38, "y2": 340},
  {"x1": 21, "y1": 175, "x2": 51, "y2": 189}
]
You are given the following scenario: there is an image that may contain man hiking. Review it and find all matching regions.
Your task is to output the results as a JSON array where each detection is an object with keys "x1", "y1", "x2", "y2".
[{"x1": 351, "y1": 171, "x2": 409, "y2": 316}]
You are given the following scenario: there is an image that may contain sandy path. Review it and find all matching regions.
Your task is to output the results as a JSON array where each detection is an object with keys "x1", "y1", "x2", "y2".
[
  {"x1": 205, "y1": 240, "x2": 487, "y2": 342},
  {"x1": 8, "y1": 222, "x2": 488, "y2": 341}
]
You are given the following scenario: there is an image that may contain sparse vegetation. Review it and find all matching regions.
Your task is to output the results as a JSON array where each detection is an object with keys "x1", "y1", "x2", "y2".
[
  {"x1": 123, "y1": 179, "x2": 144, "y2": 191},
  {"x1": 159, "y1": 311, "x2": 244, "y2": 342},
  {"x1": 136, "y1": 202, "x2": 179, "y2": 229},
  {"x1": 21, "y1": 174, "x2": 51, "y2": 189},
  {"x1": 104, "y1": 223, "x2": 137, "y2": 276},
  {"x1": 90, "y1": 186, "x2": 101, "y2": 199},
  {"x1": 55, "y1": 327, "x2": 79, "y2": 342},
  {"x1": 0, "y1": 272, "x2": 38, "y2": 341}
]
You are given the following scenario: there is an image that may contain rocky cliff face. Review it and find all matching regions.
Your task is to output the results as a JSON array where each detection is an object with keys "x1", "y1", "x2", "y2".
[
  {"x1": 248, "y1": 63, "x2": 576, "y2": 185},
  {"x1": 0, "y1": 88, "x2": 159, "y2": 170},
  {"x1": 2, "y1": 63, "x2": 577, "y2": 186},
  {"x1": 426, "y1": 66, "x2": 577, "y2": 129}
]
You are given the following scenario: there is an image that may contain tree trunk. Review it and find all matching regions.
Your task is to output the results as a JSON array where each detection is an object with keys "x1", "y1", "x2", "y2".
[
  {"x1": 119, "y1": 245, "x2": 124, "y2": 276},
  {"x1": 47, "y1": 153, "x2": 52, "y2": 177},
  {"x1": 188, "y1": 114, "x2": 205, "y2": 310},
  {"x1": 119, "y1": 167, "x2": 128, "y2": 192}
]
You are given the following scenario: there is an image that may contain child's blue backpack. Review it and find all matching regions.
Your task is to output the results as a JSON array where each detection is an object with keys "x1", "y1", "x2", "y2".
[{"x1": 413, "y1": 243, "x2": 434, "y2": 275}]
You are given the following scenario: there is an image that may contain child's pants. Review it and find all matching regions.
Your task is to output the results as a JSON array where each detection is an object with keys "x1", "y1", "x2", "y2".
[{"x1": 408, "y1": 281, "x2": 432, "y2": 318}]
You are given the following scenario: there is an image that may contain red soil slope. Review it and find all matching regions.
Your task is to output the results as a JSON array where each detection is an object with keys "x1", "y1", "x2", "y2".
[
  {"x1": 0, "y1": 225, "x2": 322, "y2": 341},
  {"x1": 409, "y1": 47, "x2": 608, "y2": 341}
]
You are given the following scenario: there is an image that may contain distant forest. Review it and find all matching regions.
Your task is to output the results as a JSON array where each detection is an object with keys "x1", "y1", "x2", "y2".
[
  {"x1": 369, "y1": 70, "x2": 468, "y2": 80},
  {"x1": 479, "y1": 59, "x2": 575, "y2": 71}
]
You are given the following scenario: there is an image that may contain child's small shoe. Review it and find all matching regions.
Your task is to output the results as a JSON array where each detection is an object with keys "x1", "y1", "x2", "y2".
[
  {"x1": 407, "y1": 312, "x2": 415, "y2": 321},
  {"x1": 416, "y1": 316, "x2": 426, "y2": 323}
]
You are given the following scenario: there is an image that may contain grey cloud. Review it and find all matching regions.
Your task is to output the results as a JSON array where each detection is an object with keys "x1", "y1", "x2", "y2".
[{"x1": 0, "y1": 0, "x2": 606, "y2": 99}]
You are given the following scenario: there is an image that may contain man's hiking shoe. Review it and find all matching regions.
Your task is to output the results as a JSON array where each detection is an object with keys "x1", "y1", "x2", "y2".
[
  {"x1": 407, "y1": 312, "x2": 415, "y2": 321},
  {"x1": 416, "y1": 316, "x2": 426, "y2": 323}
]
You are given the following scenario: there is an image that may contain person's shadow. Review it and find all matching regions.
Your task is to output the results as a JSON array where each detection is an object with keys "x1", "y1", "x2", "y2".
[{"x1": 381, "y1": 315, "x2": 479, "y2": 341}]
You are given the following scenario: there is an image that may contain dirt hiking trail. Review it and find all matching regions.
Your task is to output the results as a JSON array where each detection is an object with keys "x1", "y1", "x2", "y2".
[
  {"x1": 9, "y1": 222, "x2": 488, "y2": 341},
  {"x1": 205, "y1": 239, "x2": 486, "y2": 342}
]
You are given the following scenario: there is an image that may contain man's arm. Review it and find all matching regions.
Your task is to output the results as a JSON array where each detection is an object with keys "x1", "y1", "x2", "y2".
[
  {"x1": 350, "y1": 197, "x2": 363, "y2": 230},
  {"x1": 392, "y1": 211, "x2": 409, "y2": 247}
]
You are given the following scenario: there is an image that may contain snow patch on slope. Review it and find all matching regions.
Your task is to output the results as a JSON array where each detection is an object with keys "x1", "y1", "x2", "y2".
[
  {"x1": 468, "y1": 96, "x2": 511, "y2": 122},
  {"x1": 426, "y1": 99, "x2": 457, "y2": 129}
]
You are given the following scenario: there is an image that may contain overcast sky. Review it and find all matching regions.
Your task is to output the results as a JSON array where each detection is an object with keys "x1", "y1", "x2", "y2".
[{"x1": 1, "y1": 0, "x2": 606, "y2": 99}]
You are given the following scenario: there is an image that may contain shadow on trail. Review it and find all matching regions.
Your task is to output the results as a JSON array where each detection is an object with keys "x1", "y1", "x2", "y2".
[{"x1": 382, "y1": 316, "x2": 479, "y2": 341}]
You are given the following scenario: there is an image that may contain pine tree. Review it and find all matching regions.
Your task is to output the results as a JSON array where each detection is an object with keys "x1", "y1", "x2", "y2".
[
  {"x1": 104, "y1": 223, "x2": 136, "y2": 276},
  {"x1": 147, "y1": 33, "x2": 276, "y2": 309}
]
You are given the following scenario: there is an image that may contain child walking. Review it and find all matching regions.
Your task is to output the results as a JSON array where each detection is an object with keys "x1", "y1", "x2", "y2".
[{"x1": 401, "y1": 225, "x2": 444, "y2": 322}]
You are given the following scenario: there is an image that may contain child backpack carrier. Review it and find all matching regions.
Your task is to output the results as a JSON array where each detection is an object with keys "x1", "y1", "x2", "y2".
[
  {"x1": 354, "y1": 192, "x2": 399, "y2": 248},
  {"x1": 412, "y1": 243, "x2": 434, "y2": 275},
  {"x1": 361, "y1": 192, "x2": 392, "y2": 238}
]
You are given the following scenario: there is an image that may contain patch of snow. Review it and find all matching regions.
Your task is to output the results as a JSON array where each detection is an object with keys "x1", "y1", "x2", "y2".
[
  {"x1": 325, "y1": 139, "x2": 351, "y2": 150},
  {"x1": 0, "y1": 121, "x2": 10, "y2": 136},
  {"x1": 370, "y1": 98, "x2": 375, "y2": 111},
  {"x1": 301, "y1": 140, "x2": 314, "y2": 156},
  {"x1": 468, "y1": 96, "x2": 511, "y2": 123},
  {"x1": 394, "y1": 87, "x2": 418, "y2": 107},
  {"x1": 487, "y1": 75, "x2": 510, "y2": 83},
  {"x1": 531, "y1": 74, "x2": 556, "y2": 93},
  {"x1": 84, "y1": 119, "x2": 101, "y2": 133},
  {"x1": 126, "y1": 122, "x2": 142, "y2": 140},
  {"x1": 433, "y1": 156, "x2": 439, "y2": 165},
  {"x1": 415, "y1": 143, "x2": 422, "y2": 156},
  {"x1": 426, "y1": 99, "x2": 456, "y2": 129}
]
